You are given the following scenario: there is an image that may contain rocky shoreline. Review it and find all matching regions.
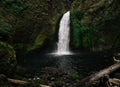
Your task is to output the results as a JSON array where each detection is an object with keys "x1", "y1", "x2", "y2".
[{"x1": 1, "y1": 66, "x2": 120, "y2": 87}]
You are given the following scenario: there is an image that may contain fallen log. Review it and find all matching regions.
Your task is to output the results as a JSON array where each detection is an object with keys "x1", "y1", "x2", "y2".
[
  {"x1": 8, "y1": 78, "x2": 28, "y2": 84},
  {"x1": 109, "y1": 78, "x2": 120, "y2": 86},
  {"x1": 79, "y1": 59, "x2": 120, "y2": 87},
  {"x1": 8, "y1": 78, "x2": 50, "y2": 87}
]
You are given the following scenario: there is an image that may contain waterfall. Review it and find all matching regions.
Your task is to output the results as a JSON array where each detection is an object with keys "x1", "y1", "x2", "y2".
[{"x1": 54, "y1": 11, "x2": 72, "y2": 55}]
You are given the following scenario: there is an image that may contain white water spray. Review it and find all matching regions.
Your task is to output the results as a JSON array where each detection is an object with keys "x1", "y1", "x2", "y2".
[{"x1": 53, "y1": 11, "x2": 72, "y2": 55}]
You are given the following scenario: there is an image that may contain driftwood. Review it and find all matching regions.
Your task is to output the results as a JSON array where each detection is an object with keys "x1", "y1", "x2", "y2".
[
  {"x1": 7, "y1": 57, "x2": 120, "y2": 87},
  {"x1": 109, "y1": 78, "x2": 120, "y2": 86},
  {"x1": 79, "y1": 58, "x2": 120, "y2": 87},
  {"x1": 8, "y1": 78, "x2": 50, "y2": 87}
]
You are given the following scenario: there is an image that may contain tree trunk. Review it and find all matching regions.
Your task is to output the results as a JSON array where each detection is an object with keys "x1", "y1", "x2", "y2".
[
  {"x1": 8, "y1": 78, "x2": 50, "y2": 87},
  {"x1": 79, "y1": 62, "x2": 120, "y2": 87}
]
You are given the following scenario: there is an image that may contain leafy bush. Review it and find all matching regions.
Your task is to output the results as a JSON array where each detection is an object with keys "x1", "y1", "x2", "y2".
[
  {"x1": 72, "y1": 0, "x2": 81, "y2": 10},
  {"x1": 1, "y1": 0, "x2": 25, "y2": 16},
  {"x1": 71, "y1": 11, "x2": 98, "y2": 48},
  {"x1": 0, "y1": 41, "x2": 16, "y2": 75},
  {"x1": 0, "y1": 19, "x2": 13, "y2": 41}
]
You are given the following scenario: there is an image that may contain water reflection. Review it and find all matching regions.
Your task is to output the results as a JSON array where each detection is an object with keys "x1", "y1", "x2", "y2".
[
  {"x1": 20, "y1": 52, "x2": 114, "y2": 77},
  {"x1": 57, "y1": 55, "x2": 73, "y2": 70}
]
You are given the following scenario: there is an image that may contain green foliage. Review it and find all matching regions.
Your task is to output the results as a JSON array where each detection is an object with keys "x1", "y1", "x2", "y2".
[
  {"x1": 1, "y1": 0, "x2": 25, "y2": 16},
  {"x1": 82, "y1": 27, "x2": 97, "y2": 48},
  {"x1": 98, "y1": 38, "x2": 106, "y2": 45},
  {"x1": 67, "y1": 72, "x2": 79, "y2": 80},
  {"x1": 0, "y1": 41, "x2": 16, "y2": 63},
  {"x1": 0, "y1": 74, "x2": 10, "y2": 86},
  {"x1": 71, "y1": 11, "x2": 98, "y2": 48},
  {"x1": 0, "y1": 41, "x2": 16, "y2": 74},
  {"x1": 0, "y1": 19, "x2": 12, "y2": 34},
  {"x1": 0, "y1": 19, "x2": 13, "y2": 41},
  {"x1": 111, "y1": 18, "x2": 120, "y2": 47},
  {"x1": 71, "y1": 13, "x2": 120, "y2": 49},
  {"x1": 71, "y1": 11, "x2": 83, "y2": 48},
  {"x1": 0, "y1": 0, "x2": 69, "y2": 52},
  {"x1": 28, "y1": 33, "x2": 47, "y2": 51},
  {"x1": 71, "y1": 0, "x2": 120, "y2": 49},
  {"x1": 54, "y1": 80, "x2": 63, "y2": 87},
  {"x1": 72, "y1": 20, "x2": 82, "y2": 48},
  {"x1": 72, "y1": 0, "x2": 81, "y2": 10}
]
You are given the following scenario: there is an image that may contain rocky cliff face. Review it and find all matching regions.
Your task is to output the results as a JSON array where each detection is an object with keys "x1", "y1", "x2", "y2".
[
  {"x1": 15, "y1": 0, "x2": 73, "y2": 51},
  {"x1": 0, "y1": 0, "x2": 73, "y2": 72},
  {"x1": 0, "y1": 0, "x2": 119, "y2": 52},
  {"x1": 71, "y1": 0, "x2": 120, "y2": 50},
  {"x1": 24, "y1": 0, "x2": 72, "y2": 51},
  {"x1": 0, "y1": 0, "x2": 72, "y2": 52}
]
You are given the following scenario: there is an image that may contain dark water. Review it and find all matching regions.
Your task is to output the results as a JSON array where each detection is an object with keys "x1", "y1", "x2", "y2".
[{"x1": 19, "y1": 50, "x2": 114, "y2": 78}]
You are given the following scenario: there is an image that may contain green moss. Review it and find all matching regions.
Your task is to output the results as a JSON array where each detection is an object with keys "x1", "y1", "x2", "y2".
[
  {"x1": 28, "y1": 34, "x2": 47, "y2": 51},
  {"x1": 71, "y1": 11, "x2": 98, "y2": 48},
  {"x1": 54, "y1": 81, "x2": 64, "y2": 87},
  {"x1": 35, "y1": 34, "x2": 47, "y2": 47},
  {"x1": 67, "y1": 72, "x2": 79, "y2": 80},
  {"x1": 0, "y1": 41, "x2": 16, "y2": 74},
  {"x1": 90, "y1": 0, "x2": 105, "y2": 10},
  {"x1": 72, "y1": 1, "x2": 81, "y2": 10},
  {"x1": 99, "y1": 38, "x2": 107, "y2": 45},
  {"x1": 0, "y1": 19, "x2": 13, "y2": 42},
  {"x1": 1, "y1": 0, "x2": 25, "y2": 16},
  {"x1": 71, "y1": 0, "x2": 120, "y2": 50},
  {"x1": 0, "y1": 74, "x2": 10, "y2": 86}
]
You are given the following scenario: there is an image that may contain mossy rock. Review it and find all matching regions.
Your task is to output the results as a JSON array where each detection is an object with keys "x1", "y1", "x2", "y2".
[
  {"x1": 0, "y1": 41, "x2": 16, "y2": 74},
  {"x1": 27, "y1": 33, "x2": 47, "y2": 51}
]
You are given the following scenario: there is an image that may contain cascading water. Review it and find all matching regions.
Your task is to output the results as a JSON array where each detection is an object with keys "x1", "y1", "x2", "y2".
[{"x1": 53, "y1": 11, "x2": 72, "y2": 55}]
